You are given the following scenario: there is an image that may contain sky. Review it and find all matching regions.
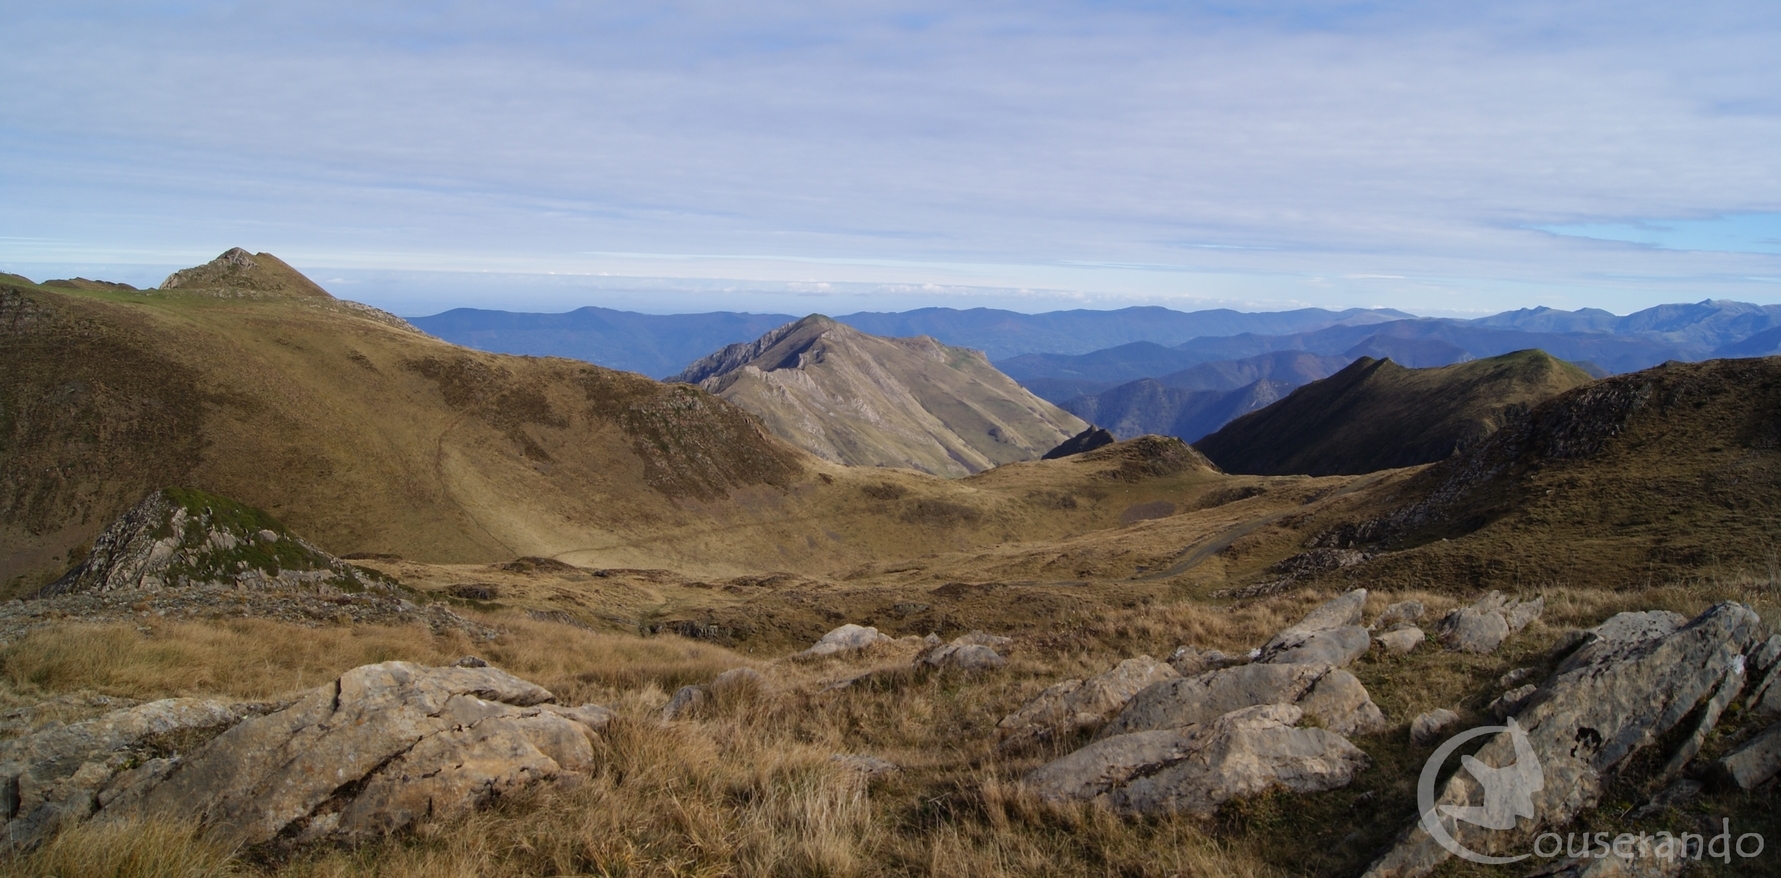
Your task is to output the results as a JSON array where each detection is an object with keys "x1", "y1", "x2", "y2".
[{"x1": 3, "y1": 1, "x2": 1780, "y2": 317}]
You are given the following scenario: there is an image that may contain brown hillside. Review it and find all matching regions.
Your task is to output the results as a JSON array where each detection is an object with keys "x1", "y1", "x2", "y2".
[
  {"x1": 1196, "y1": 349, "x2": 1594, "y2": 476},
  {"x1": 671, "y1": 315, "x2": 1086, "y2": 477}
]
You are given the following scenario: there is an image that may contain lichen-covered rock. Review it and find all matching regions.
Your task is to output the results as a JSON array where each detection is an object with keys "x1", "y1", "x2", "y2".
[
  {"x1": 800, "y1": 624, "x2": 892, "y2": 658},
  {"x1": 1363, "y1": 602, "x2": 1762, "y2": 878},
  {"x1": 110, "y1": 661, "x2": 612, "y2": 846},
  {"x1": 0, "y1": 698, "x2": 243, "y2": 847},
  {"x1": 997, "y1": 656, "x2": 1178, "y2": 752},
  {"x1": 1024, "y1": 704, "x2": 1369, "y2": 815},
  {"x1": 1100, "y1": 662, "x2": 1386, "y2": 738}
]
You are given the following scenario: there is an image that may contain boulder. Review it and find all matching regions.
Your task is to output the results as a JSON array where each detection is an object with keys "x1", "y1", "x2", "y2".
[
  {"x1": 1375, "y1": 627, "x2": 1425, "y2": 655},
  {"x1": 1409, "y1": 708, "x2": 1459, "y2": 745},
  {"x1": 1375, "y1": 600, "x2": 1425, "y2": 629},
  {"x1": 662, "y1": 685, "x2": 711, "y2": 720},
  {"x1": 1100, "y1": 662, "x2": 1385, "y2": 739},
  {"x1": 1264, "y1": 626, "x2": 1371, "y2": 668},
  {"x1": 1715, "y1": 718, "x2": 1781, "y2": 790},
  {"x1": 0, "y1": 698, "x2": 243, "y2": 847},
  {"x1": 1362, "y1": 602, "x2": 1762, "y2": 878},
  {"x1": 799, "y1": 624, "x2": 892, "y2": 658},
  {"x1": 1257, "y1": 589, "x2": 1366, "y2": 663},
  {"x1": 1434, "y1": 592, "x2": 1542, "y2": 654},
  {"x1": 997, "y1": 656, "x2": 1178, "y2": 753},
  {"x1": 1024, "y1": 704, "x2": 1369, "y2": 816},
  {"x1": 1166, "y1": 646, "x2": 1210, "y2": 677},
  {"x1": 1555, "y1": 610, "x2": 1688, "y2": 674},
  {"x1": 1488, "y1": 684, "x2": 1538, "y2": 719},
  {"x1": 112, "y1": 661, "x2": 613, "y2": 846},
  {"x1": 919, "y1": 631, "x2": 1010, "y2": 671}
]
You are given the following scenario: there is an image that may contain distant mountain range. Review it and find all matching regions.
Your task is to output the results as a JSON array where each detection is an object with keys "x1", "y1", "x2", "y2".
[{"x1": 410, "y1": 305, "x2": 1413, "y2": 378}]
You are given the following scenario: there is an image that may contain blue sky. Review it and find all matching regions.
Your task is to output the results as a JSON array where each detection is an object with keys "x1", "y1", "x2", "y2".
[{"x1": 3, "y1": 1, "x2": 1780, "y2": 316}]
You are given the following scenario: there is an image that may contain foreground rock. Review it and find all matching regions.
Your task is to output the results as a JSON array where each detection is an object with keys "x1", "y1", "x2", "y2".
[
  {"x1": 1434, "y1": 591, "x2": 1543, "y2": 654},
  {"x1": 0, "y1": 698, "x2": 247, "y2": 846},
  {"x1": 1101, "y1": 662, "x2": 1387, "y2": 738},
  {"x1": 9, "y1": 662, "x2": 616, "y2": 849},
  {"x1": 799, "y1": 624, "x2": 892, "y2": 658},
  {"x1": 1257, "y1": 589, "x2": 1370, "y2": 667},
  {"x1": 997, "y1": 656, "x2": 1178, "y2": 753},
  {"x1": 1362, "y1": 602, "x2": 1761, "y2": 878},
  {"x1": 919, "y1": 631, "x2": 1012, "y2": 671},
  {"x1": 1024, "y1": 704, "x2": 1368, "y2": 815}
]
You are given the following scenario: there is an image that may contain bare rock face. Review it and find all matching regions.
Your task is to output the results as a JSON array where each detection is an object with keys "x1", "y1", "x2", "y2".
[
  {"x1": 1100, "y1": 662, "x2": 1386, "y2": 739},
  {"x1": 1434, "y1": 592, "x2": 1543, "y2": 654},
  {"x1": 800, "y1": 624, "x2": 892, "y2": 658},
  {"x1": 112, "y1": 662, "x2": 613, "y2": 846},
  {"x1": 997, "y1": 656, "x2": 1179, "y2": 753},
  {"x1": 1024, "y1": 703, "x2": 1369, "y2": 816},
  {"x1": 1362, "y1": 602, "x2": 1762, "y2": 878},
  {"x1": 0, "y1": 698, "x2": 245, "y2": 847}
]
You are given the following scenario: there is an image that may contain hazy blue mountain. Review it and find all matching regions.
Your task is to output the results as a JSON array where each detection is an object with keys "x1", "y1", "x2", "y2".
[
  {"x1": 410, "y1": 307, "x2": 797, "y2": 377},
  {"x1": 1155, "y1": 350, "x2": 1355, "y2": 392},
  {"x1": 1713, "y1": 325, "x2": 1781, "y2": 358},
  {"x1": 996, "y1": 341, "x2": 1210, "y2": 386},
  {"x1": 836, "y1": 306, "x2": 1411, "y2": 359},
  {"x1": 1060, "y1": 377, "x2": 1295, "y2": 443}
]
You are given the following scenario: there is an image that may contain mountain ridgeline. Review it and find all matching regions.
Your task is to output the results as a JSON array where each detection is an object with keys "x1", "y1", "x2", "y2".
[
  {"x1": 1194, "y1": 350, "x2": 1597, "y2": 476},
  {"x1": 669, "y1": 315, "x2": 1085, "y2": 477}
]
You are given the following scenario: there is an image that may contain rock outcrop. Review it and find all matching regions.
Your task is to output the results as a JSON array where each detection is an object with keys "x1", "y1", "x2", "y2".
[
  {"x1": 1100, "y1": 662, "x2": 1386, "y2": 739},
  {"x1": 1362, "y1": 602, "x2": 1762, "y2": 878},
  {"x1": 1257, "y1": 589, "x2": 1370, "y2": 667},
  {"x1": 919, "y1": 631, "x2": 1012, "y2": 671},
  {"x1": 799, "y1": 624, "x2": 892, "y2": 658},
  {"x1": 997, "y1": 656, "x2": 1178, "y2": 753},
  {"x1": 1434, "y1": 591, "x2": 1543, "y2": 654},
  {"x1": 1, "y1": 662, "x2": 613, "y2": 850},
  {"x1": 1024, "y1": 704, "x2": 1369, "y2": 815}
]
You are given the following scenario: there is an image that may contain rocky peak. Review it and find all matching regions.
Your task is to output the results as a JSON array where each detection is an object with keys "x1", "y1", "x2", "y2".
[
  {"x1": 38, "y1": 488, "x2": 384, "y2": 597},
  {"x1": 158, "y1": 248, "x2": 334, "y2": 298}
]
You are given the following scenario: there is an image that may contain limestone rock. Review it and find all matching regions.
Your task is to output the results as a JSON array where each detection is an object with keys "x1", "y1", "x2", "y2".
[
  {"x1": 1264, "y1": 626, "x2": 1370, "y2": 668},
  {"x1": 114, "y1": 661, "x2": 609, "y2": 846},
  {"x1": 1434, "y1": 592, "x2": 1542, "y2": 654},
  {"x1": 1166, "y1": 646, "x2": 1209, "y2": 677},
  {"x1": 1375, "y1": 627, "x2": 1425, "y2": 654},
  {"x1": 997, "y1": 656, "x2": 1178, "y2": 753},
  {"x1": 919, "y1": 631, "x2": 1010, "y2": 671},
  {"x1": 662, "y1": 685, "x2": 711, "y2": 720},
  {"x1": 1024, "y1": 704, "x2": 1369, "y2": 815},
  {"x1": 0, "y1": 698, "x2": 242, "y2": 847},
  {"x1": 1409, "y1": 708, "x2": 1459, "y2": 745},
  {"x1": 1488, "y1": 684, "x2": 1538, "y2": 719},
  {"x1": 1375, "y1": 600, "x2": 1425, "y2": 629},
  {"x1": 1716, "y1": 718, "x2": 1781, "y2": 790},
  {"x1": 1100, "y1": 662, "x2": 1385, "y2": 739},
  {"x1": 1362, "y1": 602, "x2": 1762, "y2": 878},
  {"x1": 1257, "y1": 589, "x2": 1366, "y2": 663},
  {"x1": 1555, "y1": 610, "x2": 1688, "y2": 674},
  {"x1": 800, "y1": 624, "x2": 892, "y2": 658}
]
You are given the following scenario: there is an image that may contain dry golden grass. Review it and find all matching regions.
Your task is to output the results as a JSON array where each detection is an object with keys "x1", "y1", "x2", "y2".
[{"x1": 0, "y1": 818, "x2": 237, "y2": 878}]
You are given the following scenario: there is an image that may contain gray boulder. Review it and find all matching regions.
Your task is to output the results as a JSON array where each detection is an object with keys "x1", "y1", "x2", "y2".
[
  {"x1": 1716, "y1": 718, "x2": 1781, "y2": 790},
  {"x1": 1409, "y1": 708, "x2": 1459, "y2": 745},
  {"x1": 662, "y1": 685, "x2": 711, "y2": 720},
  {"x1": 997, "y1": 656, "x2": 1178, "y2": 753},
  {"x1": 919, "y1": 631, "x2": 1010, "y2": 671},
  {"x1": 1434, "y1": 592, "x2": 1543, "y2": 654},
  {"x1": 1024, "y1": 703, "x2": 1369, "y2": 815},
  {"x1": 112, "y1": 661, "x2": 613, "y2": 846},
  {"x1": 1264, "y1": 626, "x2": 1371, "y2": 668},
  {"x1": 1257, "y1": 589, "x2": 1366, "y2": 663},
  {"x1": 0, "y1": 698, "x2": 243, "y2": 847},
  {"x1": 1101, "y1": 662, "x2": 1385, "y2": 739},
  {"x1": 1363, "y1": 602, "x2": 1762, "y2": 878},
  {"x1": 800, "y1": 624, "x2": 892, "y2": 658},
  {"x1": 1375, "y1": 627, "x2": 1425, "y2": 655},
  {"x1": 1375, "y1": 600, "x2": 1426, "y2": 629}
]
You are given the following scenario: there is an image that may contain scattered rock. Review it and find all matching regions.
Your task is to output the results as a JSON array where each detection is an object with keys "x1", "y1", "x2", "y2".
[
  {"x1": 1374, "y1": 626, "x2": 1425, "y2": 655},
  {"x1": 1363, "y1": 602, "x2": 1762, "y2": 878},
  {"x1": 799, "y1": 624, "x2": 892, "y2": 658},
  {"x1": 1264, "y1": 626, "x2": 1370, "y2": 668},
  {"x1": 1715, "y1": 717, "x2": 1781, "y2": 790},
  {"x1": 1100, "y1": 662, "x2": 1385, "y2": 738},
  {"x1": 1409, "y1": 708, "x2": 1459, "y2": 745},
  {"x1": 997, "y1": 656, "x2": 1178, "y2": 753},
  {"x1": 1488, "y1": 684, "x2": 1538, "y2": 719},
  {"x1": 1024, "y1": 703, "x2": 1369, "y2": 816},
  {"x1": 1375, "y1": 600, "x2": 1425, "y2": 629},
  {"x1": 829, "y1": 754, "x2": 899, "y2": 778},
  {"x1": 452, "y1": 655, "x2": 489, "y2": 668},
  {"x1": 662, "y1": 685, "x2": 711, "y2": 721},
  {"x1": 1259, "y1": 589, "x2": 1366, "y2": 657},
  {"x1": 919, "y1": 631, "x2": 1010, "y2": 671},
  {"x1": 1434, "y1": 592, "x2": 1542, "y2": 654}
]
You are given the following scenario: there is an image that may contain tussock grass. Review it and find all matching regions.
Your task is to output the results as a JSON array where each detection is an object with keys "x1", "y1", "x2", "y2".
[{"x1": 0, "y1": 818, "x2": 237, "y2": 878}]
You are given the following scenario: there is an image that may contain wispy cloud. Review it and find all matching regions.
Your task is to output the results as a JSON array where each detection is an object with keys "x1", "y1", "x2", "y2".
[{"x1": 2, "y1": 1, "x2": 1779, "y2": 314}]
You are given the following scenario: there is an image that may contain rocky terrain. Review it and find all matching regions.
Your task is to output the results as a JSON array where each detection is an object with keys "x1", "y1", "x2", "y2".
[{"x1": 670, "y1": 315, "x2": 1085, "y2": 477}]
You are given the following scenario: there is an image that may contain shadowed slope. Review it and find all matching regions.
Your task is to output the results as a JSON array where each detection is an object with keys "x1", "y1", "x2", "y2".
[{"x1": 1196, "y1": 350, "x2": 1595, "y2": 476}]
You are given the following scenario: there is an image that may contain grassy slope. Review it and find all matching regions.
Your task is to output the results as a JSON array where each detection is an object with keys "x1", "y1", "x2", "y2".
[{"x1": 1196, "y1": 350, "x2": 1596, "y2": 476}]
